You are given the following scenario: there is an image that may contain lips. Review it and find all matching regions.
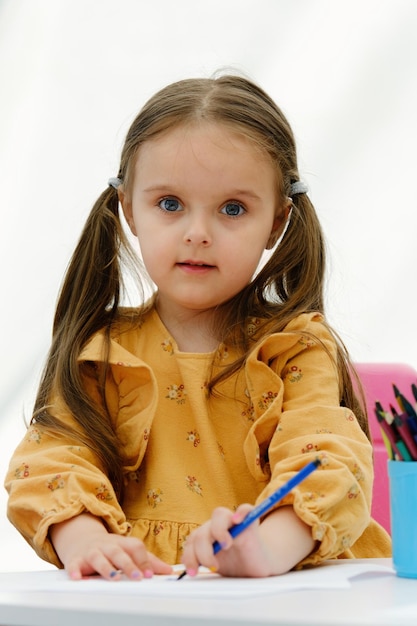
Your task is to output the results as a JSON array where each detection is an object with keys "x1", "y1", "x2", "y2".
[
  {"x1": 177, "y1": 260, "x2": 215, "y2": 273},
  {"x1": 178, "y1": 260, "x2": 214, "y2": 268}
]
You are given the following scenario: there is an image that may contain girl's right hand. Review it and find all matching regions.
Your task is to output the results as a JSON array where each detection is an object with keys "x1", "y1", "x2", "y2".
[{"x1": 50, "y1": 512, "x2": 173, "y2": 580}]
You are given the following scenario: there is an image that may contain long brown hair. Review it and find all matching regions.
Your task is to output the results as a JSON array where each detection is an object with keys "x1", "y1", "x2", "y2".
[{"x1": 32, "y1": 74, "x2": 369, "y2": 499}]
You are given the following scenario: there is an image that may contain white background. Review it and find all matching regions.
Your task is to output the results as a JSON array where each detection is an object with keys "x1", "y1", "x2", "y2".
[{"x1": 1, "y1": 0, "x2": 416, "y2": 571}]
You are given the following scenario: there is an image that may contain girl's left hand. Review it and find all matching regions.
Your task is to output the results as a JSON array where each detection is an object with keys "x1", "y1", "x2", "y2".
[
  {"x1": 181, "y1": 503, "x2": 276, "y2": 578},
  {"x1": 181, "y1": 504, "x2": 316, "y2": 578}
]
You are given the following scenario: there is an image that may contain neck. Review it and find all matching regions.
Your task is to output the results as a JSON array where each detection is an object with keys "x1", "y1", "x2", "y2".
[{"x1": 155, "y1": 299, "x2": 220, "y2": 353}]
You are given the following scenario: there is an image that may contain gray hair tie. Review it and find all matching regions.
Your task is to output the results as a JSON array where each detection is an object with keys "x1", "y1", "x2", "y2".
[
  {"x1": 290, "y1": 181, "x2": 308, "y2": 196},
  {"x1": 108, "y1": 177, "x2": 122, "y2": 189}
]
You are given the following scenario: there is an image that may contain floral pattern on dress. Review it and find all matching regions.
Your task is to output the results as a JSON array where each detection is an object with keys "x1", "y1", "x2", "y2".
[
  {"x1": 302, "y1": 490, "x2": 325, "y2": 503},
  {"x1": 339, "y1": 535, "x2": 352, "y2": 550},
  {"x1": 147, "y1": 488, "x2": 163, "y2": 508},
  {"x1": 242, "y1": 404, "x2": 255, "y2": 422},
  {"x1": 161, "y1": 338, "x2": 175, "y2": 355},
  {"x1": 15, "y1": 463, "x2": 29, "y2": 479},
  {"x1": 186, "y1": 475, "x2": 203, "y2": 496},
  {"x1": 47, "y1": 474, "x2": 65, "y2": 491},
  {"x1": 166, "y1": 384, "x2": 187, "y2": 404},
  {"x1": 347, "y1": 484, "x2": 359, "y2": 500},
  {"x1": 351, "y1": 463, "x2": 364, "y2": 482},
  {"x1": 345, "y1": 410, "x2": 355, "y2": 422},
  {"x1": 301, "y1": 442, "x2": 320, "y2": 454},
  {"x1": 217, "y1": 442, "x2": 226, "y2": 460},
  {"x1": 314, "y1": 523, "x2": 327, "y2": 541},
  {"x1": 317, "y1": 453, "x2": 329, "y2": 467},
  {"x1": 241, "y1": 388, "x2": 255, "y2": 421},
  {"x1": 96, "y1": 483, "x2": 113, "y2": 501},
  {"x1": 298, "y1": 335, "x2": 315, "y2": 349},
  {"x1": 179, "y1": 533, "x2": 188, "y2": 554},
  {"x1": 26, "y1": 428, "x2": 42, "y2": 444},
  {"x1": 152, "y1": 522, "x2": 165, "y2": 536},
  {"x1": 258, "y1": 391, "x2": 278, "y2": 411},
  {"x1": 186, "y1": 430, "x2": 200, "y2": 447},
  {"x1": 283, "y1": 365, "x2": 303, "y2": 383}
]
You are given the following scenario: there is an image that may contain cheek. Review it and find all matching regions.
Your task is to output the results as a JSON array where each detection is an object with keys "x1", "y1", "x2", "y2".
[
  {"x1": 137, "y1": 237, "x2": 154, "y2": 265},
  {"x1": 227, "y1": 245, "x2": 265, "y2": 283},
  {"x1": 137, "y1": 231, "x2": 171, "y2": 274},
  {"x1": 237, "y1": 226, "x2": 272, "y2": 259}
]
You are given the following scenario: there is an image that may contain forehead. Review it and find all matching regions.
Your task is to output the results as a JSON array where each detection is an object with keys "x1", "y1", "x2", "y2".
[{"x1": 133, "y1": 121, "x2": 276, "y2": 180}]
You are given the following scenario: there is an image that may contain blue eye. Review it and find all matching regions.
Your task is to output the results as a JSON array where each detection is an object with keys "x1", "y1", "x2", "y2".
[
  {"x1": 221, "y1": 202, "x2": 245, "y2": 217},
  {"x1": 158, "y1": 197, "x2": 182, "y2": 212}
]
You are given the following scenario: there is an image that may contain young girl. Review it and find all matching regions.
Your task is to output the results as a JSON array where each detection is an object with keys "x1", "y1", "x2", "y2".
[{"x1": 5, "y1": 74, "x2": 391, "y2": 581}]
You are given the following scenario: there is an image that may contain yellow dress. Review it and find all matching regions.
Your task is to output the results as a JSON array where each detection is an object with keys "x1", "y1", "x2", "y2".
[{"x1": 5, "y1": 307, "x2": 391, "y2": 567}]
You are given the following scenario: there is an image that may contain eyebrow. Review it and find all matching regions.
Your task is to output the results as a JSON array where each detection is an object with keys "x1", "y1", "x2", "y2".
[
  {"x1": 142, "y1": 185, "x2": 176, "y2": 193},
  {"x1": 142, "y1": 185, "x2": 263, "y2": 201}
]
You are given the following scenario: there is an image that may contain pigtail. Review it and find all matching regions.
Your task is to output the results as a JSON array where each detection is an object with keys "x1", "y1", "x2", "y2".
[
  {"x1": 53, "y1": 186, "x2": 122, "y2": 337},
  {"x1": 257, "y1": 192, "x2": 325, "y2": 316},
  {"x1": 32, "y1": 186, "x2": 136, "y2": 497},
  {"x1": 271, "y1": 193, "x2": 369, "y2": 438}
]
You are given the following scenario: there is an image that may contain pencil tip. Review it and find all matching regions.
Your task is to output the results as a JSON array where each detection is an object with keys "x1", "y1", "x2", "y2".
[{"x1": 177, "y1": 570, "x2": 187, "y2": 581}]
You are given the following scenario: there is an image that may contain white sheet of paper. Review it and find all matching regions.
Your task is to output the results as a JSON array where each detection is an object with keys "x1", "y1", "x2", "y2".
[
  {"x1": 0, "y1": 562, "x2": 394, "y2": 598},
  {"x1": 379, "y1": 604, "x2": 417, "y2": 621}
]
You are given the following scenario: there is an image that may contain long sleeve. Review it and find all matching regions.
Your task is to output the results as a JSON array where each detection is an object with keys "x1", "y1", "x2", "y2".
[
  {"x1": 5, "y1": 423, "x2": 129, "y2": 567},
  {"x1": 4, "y1": 331, "x2": 158, "y2": 567},
  {"x1": 242, "y1": 313, "x2": 390, "y2": 563}
]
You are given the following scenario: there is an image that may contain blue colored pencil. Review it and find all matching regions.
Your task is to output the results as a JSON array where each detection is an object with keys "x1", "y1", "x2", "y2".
[{"x1": 177, "y1": 458, "x2": 321, "y2": 579}]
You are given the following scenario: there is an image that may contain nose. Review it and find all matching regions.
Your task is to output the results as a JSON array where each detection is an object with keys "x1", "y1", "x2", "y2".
[{"x1": 183, "y1": 212, "x2": 212, "y2": 246}]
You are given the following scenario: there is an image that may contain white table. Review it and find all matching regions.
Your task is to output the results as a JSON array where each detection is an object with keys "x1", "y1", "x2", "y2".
[{"x1": 0, "y1": 559, "x2": 416, "y2": 626}]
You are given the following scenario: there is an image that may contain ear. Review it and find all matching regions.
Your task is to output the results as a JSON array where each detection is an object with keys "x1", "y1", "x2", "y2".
[
  {"x1": 265, "y1": 202, "x2": 292, "y2": 250},
  {"x1": 118, "y1": 187, "x2": 137, "y2": 236}
]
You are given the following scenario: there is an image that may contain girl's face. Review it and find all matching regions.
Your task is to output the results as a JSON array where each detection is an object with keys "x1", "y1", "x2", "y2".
[{"x1": 120, "y1": 122, "x2": 288, "y2": 320}]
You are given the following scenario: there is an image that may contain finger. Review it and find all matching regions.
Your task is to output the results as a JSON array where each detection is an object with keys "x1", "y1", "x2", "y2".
[
  {"x1": 181, "y1": 534, "x2": 201, "y2": 576},
  {"x1": 104, "y1": 542, "x2": 146, "y2": 580},
  {"x1": 92, "y1": 550, "x2": 126, "y2": 581},
  {"x1": 193, "y1": 543, "x2": 219, "y2": 574},
  {"x1": 118, "y1": 538, "x2": 172, "y2": 579},
  {"x1": 66, "y1": 556, "x2": 85, "y2": 581},
  {"x1": 181, "y1": 528, "x2": 215, "y2": 576},
  {"x1": 231, "y1": 503, "x2": 254, "y2": 525},
  {"x1": 67, "y1": 548, "x2": 121, "y2": 581},
  {"x1": 210, "y1": 507, "x2": 238, "y2": 551},
  {"x1": 147, "y1": 553, "x2": 174, "y2": 575},
  {"x1": 182, "y1": 507, "x2": 236, "y2": 573},
  {"x1": 183, "y1": 524, "x2": 222, "y2": 574}
]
